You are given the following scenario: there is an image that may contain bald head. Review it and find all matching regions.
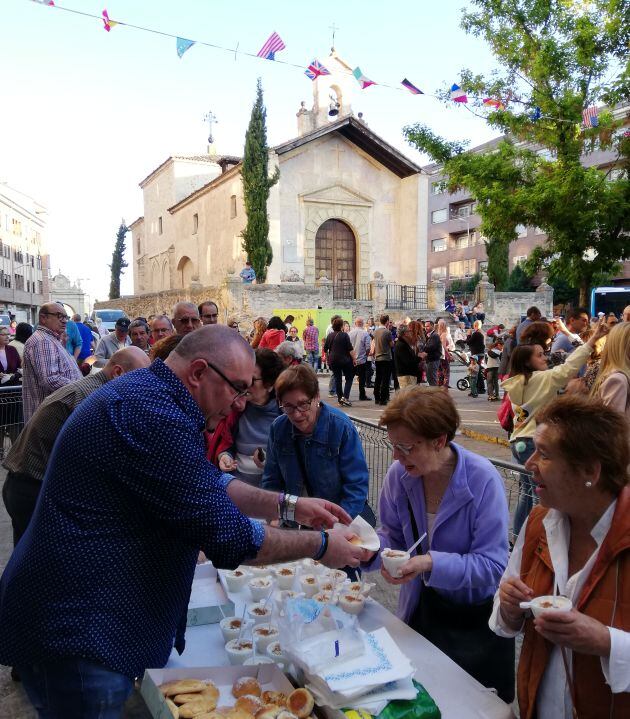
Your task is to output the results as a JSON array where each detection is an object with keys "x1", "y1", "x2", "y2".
[
  {"x1": 102, "y1": 346, "x2": 151, "y2": 379},
  {"x1": 38, "y1": 302, "x2": 68, "y2": 335},
  {"x1": 166, "y1": 325, "x2": 255, "y2": 428}
]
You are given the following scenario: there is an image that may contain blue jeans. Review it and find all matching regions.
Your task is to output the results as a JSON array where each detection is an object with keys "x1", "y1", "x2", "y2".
[
  {"x1": 511, "y1": 438, "x2": 537, "y2": 537},
  {"x1": 306, "y1": 350, "x2": 319, "y2": 370},
  {"x1": 19, "y1": 658, "x2": 133, "y2": 718}
]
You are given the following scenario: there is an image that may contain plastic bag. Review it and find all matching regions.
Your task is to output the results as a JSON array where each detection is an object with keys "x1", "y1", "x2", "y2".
[{"x1": 370, "y1": 680, "x2": 440, "y2": 719}]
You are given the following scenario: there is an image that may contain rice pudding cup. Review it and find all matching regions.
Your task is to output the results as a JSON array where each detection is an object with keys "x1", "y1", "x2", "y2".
[
  {"x1": 244, "y1": 656, "x2": 275, "y2": 666},
  {"x1": 225, "y1": 638, "x2": 254, "y2": 665},
  {"x1": 249, "y1": 565, "x2": 273, "y2": 576},
  {"x1": 313, "y1": 592, "x2": 337, "y2": 605},
  {"x1": 275, "y1": 567, "x2": 296, "y2": 589},
  {"x1": 266, "y1": 641, "x2": 286, "y2": 665},
  {"x1": 249, "y1": 576, "x2": 274, "y2": 601},
  {"x1": 224, "y1": 569, "x2": 249, "y2": 592},
  {"x1": 248, "y1": 603, "x2": 273, "y2": 625},
  {"x1": 219, "y1": 616, "x2": 253, "y2": 642},
  {"x1": 252, "y1": 622, "x2": 280, "y2": 651},
  {"x1": 299, "y1": 574, "x2": 319, "y2": 598},
  {"x1": 530, "y1": 595, "x2": 573, "y2": 618},
  {"x1": 381, "y1": 548, "x2": 410, "y2": 578},
  {"x1": 338, "y1": 593, "x2": 365, "y2": 615},
  {"x1": 347, "y1": 581, "x2": 374, "y2": 597}
]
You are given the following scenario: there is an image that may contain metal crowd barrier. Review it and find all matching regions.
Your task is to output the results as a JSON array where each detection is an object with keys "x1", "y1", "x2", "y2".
[
  {"x1": 0, "y1": 385, "x2": 23, "y2": 461},
  {"x1": 349, "y1": 415, "x2": 535, "y2": 541}
]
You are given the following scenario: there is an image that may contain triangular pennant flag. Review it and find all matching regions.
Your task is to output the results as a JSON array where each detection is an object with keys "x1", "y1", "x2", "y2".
[
  {"x1": 102, "y1": 9, "x2": 118, "y2": 32},
  {"x1": 31, "y1": 0, "x2": 55, "y2": 6},
  {"x1": 450, "y1": 84, "x2": 467, "y2": 103},
  {"x1": 353, "y1": 67, "x2": 376, "y2": 89},
  {"x1": 401, "y1": 78, "x2": 423, "y2": 95},
  {"x1": 529, "y1": 106, "x2": 542, "y2": 121},
  {"x1": 304, "y1": 59, "x2": 330, "y2": 80},
  {"x1": 483, "y1": 98, "x2": 505, "y2": 110},
  {"x1": 176, "y1": 37, "x2": 195, "y2": 58},
  {"x1": 256, "y1": 31, "x2": 285, "y2": 60}
]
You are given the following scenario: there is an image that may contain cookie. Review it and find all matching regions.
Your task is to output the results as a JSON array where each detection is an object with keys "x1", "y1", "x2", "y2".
[
  {"x1": 261, "y1": 691, "x2": 287, "y2": 707},
  {"x1": 287, "y1": 689, "x2": 314, "y2": 719},
  {"x1": 162, "y1": 679, "x2": 208, "y2": 697},
  {"x1": 235, "y1": 695, "x2": 265, "y2": 715},
  {"x1": 179, "y1": 699, "x2": 221, "y2": 719},
  {"x1": 165, "y1": 698, "x2": 180, "y2": 718}
]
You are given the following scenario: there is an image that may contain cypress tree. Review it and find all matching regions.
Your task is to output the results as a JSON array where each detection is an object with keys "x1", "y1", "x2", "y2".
[
  {"x1": 108, "y1": 220, "x2": 129, "y2": 300},
  {"x1": 240, "y1": 79, "x2": 279, "y2": 283}
]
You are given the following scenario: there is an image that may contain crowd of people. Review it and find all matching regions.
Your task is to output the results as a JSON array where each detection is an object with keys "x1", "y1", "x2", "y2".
[{"x1": 0, "y1": 293, "x2": 627, "y2": 718}]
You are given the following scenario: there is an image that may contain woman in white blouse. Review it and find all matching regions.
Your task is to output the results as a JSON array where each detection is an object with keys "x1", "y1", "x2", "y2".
[{"x1": 490, "y1": 393, "x2": 630, "y2": 719}]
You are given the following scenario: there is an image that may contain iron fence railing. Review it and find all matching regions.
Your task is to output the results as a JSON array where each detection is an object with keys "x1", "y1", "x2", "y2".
[
  {"x1": 0, "y1": 385, "x2": 23, "y2": 461},
  {"x1": 349, "y1": 415, "x2": 535, "y2": 540},
  {"x1": 385, "y1": 284, "x2": 428, "y2": 311},
  {"x1": 332, "y1": 282, "x2": 372, "y2": 302}
]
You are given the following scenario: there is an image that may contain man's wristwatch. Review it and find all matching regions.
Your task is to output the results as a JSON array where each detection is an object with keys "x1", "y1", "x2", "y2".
[{"x1": 284, "y1": 494, "x2": 299, "y2": 523}]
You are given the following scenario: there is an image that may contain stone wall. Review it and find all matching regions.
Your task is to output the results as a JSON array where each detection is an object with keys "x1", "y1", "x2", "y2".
[
  {"x1": 95, "y1": 276, "x2": 443, "y2": 331},
  {"x1": 474, "y1": 274, "x2": 554, "y2": 328}
]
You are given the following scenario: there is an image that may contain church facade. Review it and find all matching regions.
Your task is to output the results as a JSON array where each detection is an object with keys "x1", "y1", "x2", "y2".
[{"x1": 130, "y1": 52, "x2": 429, "y2": 296}]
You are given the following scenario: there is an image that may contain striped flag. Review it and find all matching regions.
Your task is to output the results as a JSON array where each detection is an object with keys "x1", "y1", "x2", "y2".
[
  {"x1": 256, "y1": 31, "x2": 285, "y2": 61},
  {"x1": 353, "y1": 67, "x2": 376, "y2": 89},
  {"x1": 582, "y1": 106, "x2": 599, "y2": 128},
  {"x1": 304, "y1": 59, "x2": 330, "y2": 80},
  {"x1": 401, "y1": 78, "x2": 423, "y2": 95},
  {"x1": 102, "y1": 9, "x2": 118, "y2": 31},
  {"x1": 450, "y1": 84, "x2": 468, "y2": 103}
]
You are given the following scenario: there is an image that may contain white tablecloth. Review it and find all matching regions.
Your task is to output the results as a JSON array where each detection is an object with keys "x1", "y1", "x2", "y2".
[{"x1": 167, "y1": 583, "x2": 515, "y2": 719}]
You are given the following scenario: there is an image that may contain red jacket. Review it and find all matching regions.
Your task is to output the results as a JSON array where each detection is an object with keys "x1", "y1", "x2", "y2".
[
  {"x1": 205, "y1": 408, "x2": 243, "y2": 464},
  {"x1": 258, "y1": 329, "x2": 285, "y2": 350}
]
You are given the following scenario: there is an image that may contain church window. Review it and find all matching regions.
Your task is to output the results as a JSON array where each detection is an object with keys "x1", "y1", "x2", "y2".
[
  {"x1": 431, "y1": 208, "x2": 448, "y2": 224},
  {"x1": 193, "y1": 213, "x2": 199, "y2": 234},
  {"x1": 230, "y1": 195, "x2": 237, "y2": 219},
  {"x1": 431, "y1": 266, "x2": 447, "y2": 280},
  {"x1": 158, "y1": 216, "x2": 163, "y2": 235},
  {"x1": 431, "y1": 238, "x2": 447, "y2": 252}
]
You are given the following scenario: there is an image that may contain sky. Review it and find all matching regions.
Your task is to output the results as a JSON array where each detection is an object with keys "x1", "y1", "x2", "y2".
[{"x1": 1, "y1": 0, "x2": 500, "y2": 304}]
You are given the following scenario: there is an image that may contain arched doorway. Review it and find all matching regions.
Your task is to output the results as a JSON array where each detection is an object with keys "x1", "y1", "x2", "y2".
[
  {"x1": 315, "y1": 219, "x2": 356, "y2": 285},
  {"x1": 176, "y1": 256, "x2": 194, "y2": 289}
]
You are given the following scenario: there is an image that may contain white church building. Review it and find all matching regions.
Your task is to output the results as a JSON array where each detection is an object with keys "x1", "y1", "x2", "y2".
[{"x1": 129, "y1": 51, "x2": 429, "y2": 296}]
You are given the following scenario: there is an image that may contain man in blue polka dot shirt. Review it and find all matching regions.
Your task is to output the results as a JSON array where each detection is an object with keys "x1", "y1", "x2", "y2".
[{"x1": 0, "y1": 325, "x2": 370, "y2": 717}]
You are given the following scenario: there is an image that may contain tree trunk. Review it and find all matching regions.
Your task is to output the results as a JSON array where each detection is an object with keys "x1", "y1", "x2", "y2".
[{"x1": 579, "y1": 281, "x2": 588, "y2": 308}]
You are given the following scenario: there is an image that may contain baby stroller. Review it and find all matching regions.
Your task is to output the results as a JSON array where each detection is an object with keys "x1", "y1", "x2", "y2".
[{"x1": 453, "y1": 349, "x2": 487, "y2": 392}]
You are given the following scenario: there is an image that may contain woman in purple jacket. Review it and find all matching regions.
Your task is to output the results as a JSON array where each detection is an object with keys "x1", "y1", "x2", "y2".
[{"x1": 364, "y1": 386, "x2": 514, "y2": 702}]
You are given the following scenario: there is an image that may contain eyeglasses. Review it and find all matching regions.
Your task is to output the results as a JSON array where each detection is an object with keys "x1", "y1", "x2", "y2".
[
  {"x1": 280, "y1": 399, "x2": 314, "y2": 415},
  {"x1": 204, "y1": 360, "x2": 250, "y2": 401},
  {"x1": 390, "y1": 440, "x2": 423, "y2": 456},
  {"x1": 42, "y1": 312, "x2": 70, "y2": 321},
  {"x1": 202, "y1": 313, "x2": 218, "y2": 320},
  {"x1": 177, "y1": 316, "x2": 201, "y2": 325}
]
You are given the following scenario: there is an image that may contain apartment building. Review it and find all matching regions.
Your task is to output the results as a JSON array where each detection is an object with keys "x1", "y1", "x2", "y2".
[
  {"x1": 424, "y1": 112, "x2": 629, "y2": 288},
  {"x1": 0, "y1": 183, "x2": 49, "y2": 323}
]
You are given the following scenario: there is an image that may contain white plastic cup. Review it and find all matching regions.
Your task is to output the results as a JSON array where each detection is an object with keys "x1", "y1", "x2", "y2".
[
  {"x1": 529, "y1": 595, "x2": 573, "y2": 618},
  {"x1": 380, "y1": 548, "x2": 410, "y2": 578}
]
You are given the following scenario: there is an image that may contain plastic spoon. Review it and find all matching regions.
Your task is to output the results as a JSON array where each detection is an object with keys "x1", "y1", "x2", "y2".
[
  {"x1": 406, "y1": 532, "x2": 428, "y2": 555},
  {"x1": 235, "y1": 604, "x2": 247, "y2": 644}
]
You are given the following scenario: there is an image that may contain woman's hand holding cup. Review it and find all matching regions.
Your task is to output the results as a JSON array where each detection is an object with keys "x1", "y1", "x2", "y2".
[{"x1": 498, "y1": 576, "x2": 534, "y2": 629}]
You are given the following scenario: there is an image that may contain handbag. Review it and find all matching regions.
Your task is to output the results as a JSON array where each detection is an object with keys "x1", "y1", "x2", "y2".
[
  {"x1": 406, "y1": 499, "x2": 515, "y2": 704},
  {"x1": 497, "y1": 391, "x2": 514, "y2": 434}
]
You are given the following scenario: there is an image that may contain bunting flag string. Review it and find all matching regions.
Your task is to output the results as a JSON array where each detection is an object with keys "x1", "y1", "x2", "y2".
[{"x1": 25, "y1": 1, "x2": 610, "y2": 129}]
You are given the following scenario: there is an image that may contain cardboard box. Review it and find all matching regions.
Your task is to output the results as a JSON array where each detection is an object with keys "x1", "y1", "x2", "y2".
[
  {"x1": 141, "y1": 663, "x2": 295, "y2": 719},
  {"x1": 187, "y1": 563, "x2": 234, "y2": 627}
]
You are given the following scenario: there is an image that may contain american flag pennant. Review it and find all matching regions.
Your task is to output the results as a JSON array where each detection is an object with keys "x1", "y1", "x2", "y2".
[
  {"x1": 304, "y1": 59, "x2": 330, "y2": 80},
  {"x1": 401, "y1": 78, "x2": 424, "y2": 95},
  {"x1": 582, "y1": 106, "x2": 599, "y2": 128},
  {"x1": 176, "y1": 37, "x2": 195, "y2": 58},
  {"x1": 450, "y1": 84, "x2": 468, "y2": 103},
  {"x1": 256, "y1": 31, "x2": 285, "y2": 60},
  {"x1": 483, "y1": 98, "x2": 505, "y2": 110},
  {"x1": 353, "y1": 67, "x2": 376, "y2": 89},
  {"x1": 102, "y1": 9, "x2": 118, "y2": 32}
]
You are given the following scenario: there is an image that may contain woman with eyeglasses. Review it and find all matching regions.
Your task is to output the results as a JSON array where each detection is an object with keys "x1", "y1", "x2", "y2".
[
  {"x1": 361, "y1": 386, "x2": 515, "y2": 703},
  {"x1": 261, "y1": 364, "x2": 369, "y2": 525},
  {"x1": 206, "y1": 349, "x2": 285, "y2": 487}
]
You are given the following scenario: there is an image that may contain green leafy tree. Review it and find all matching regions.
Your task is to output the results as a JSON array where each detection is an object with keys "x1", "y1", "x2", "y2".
[
  {"x1": 506, "y1": 262, "x2": 532, "y2": 292},
  {"x1": 404, "y1": 0, "x2": 630, "y2": 303},
  {"x1": 108, "y1": 220, "x2": 128, "y2": 300},
  {"x1": 241, "y1": 79, "x2": 280, "y2": 283}
]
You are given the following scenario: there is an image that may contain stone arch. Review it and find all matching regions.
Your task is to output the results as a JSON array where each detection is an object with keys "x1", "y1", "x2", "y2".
[
  {"x1": 176, "y1": 256, "x2": 195, "y2": 289},
  {"x1": 150, "y1": 260, "x2": 160, "y2": 291},
  {"x1": 303, "y1": 203, "x2": 369, "y2": 284},
  {"x1": 315, "y1": 219, "x2": 356, "y2": 284}
]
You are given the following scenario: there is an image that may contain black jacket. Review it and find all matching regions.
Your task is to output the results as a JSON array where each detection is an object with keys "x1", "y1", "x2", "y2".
[
  {"x1": 425, "y1": 332, "x2": 442, "y2": 362},
  {"x1": 394, "y1": 339, "x2": 421, "y2": 376}
]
